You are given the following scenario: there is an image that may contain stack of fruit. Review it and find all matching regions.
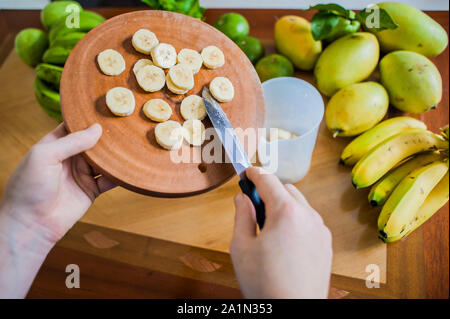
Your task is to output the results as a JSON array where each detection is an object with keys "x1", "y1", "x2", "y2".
[
  {"x1": 14, "y1": 1, "x2": 105, "y2": 121},
  {"x1": 341, "y1": 117, "x2": 449, "y2": 242}
]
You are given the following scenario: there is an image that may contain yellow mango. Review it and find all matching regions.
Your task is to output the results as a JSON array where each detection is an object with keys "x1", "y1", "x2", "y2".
[
  {"x1": 274, "y1": 16, "x2": 322, "y2": 71},
  {"x1": 326, "y1": 82, "x2": 389, "y2": 137},
  {"x1": 380, "y1": 51, "x2": 442, "y2": 114},
  {"x1": 368, "y1": 2, "x2": 448, "y2": 58},
  {"x1": 314, "y1": 32, "x2": 379, "y2": 97}
]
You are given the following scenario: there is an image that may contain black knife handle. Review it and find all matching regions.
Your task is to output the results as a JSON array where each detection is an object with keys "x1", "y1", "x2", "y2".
[{"x1": 239, "y1": 177, "x2": 266, "y2": 229}]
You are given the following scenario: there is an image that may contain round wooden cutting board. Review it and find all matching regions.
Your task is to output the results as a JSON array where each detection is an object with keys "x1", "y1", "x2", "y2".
[{"x1": 61, "y1": 10, "x2": 265, "y2": 197}]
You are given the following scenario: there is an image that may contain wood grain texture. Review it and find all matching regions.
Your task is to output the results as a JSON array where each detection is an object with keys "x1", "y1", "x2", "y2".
[
  {"x1": 0, "y1": 8, "x2": 448, "y2": 298},
  {"x1": 61, "y1": 10, "x2": 265, "y2": 197}
]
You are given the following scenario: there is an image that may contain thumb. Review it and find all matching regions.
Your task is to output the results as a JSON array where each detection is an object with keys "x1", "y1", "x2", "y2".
[
  {"x1": 48, "y1": 123, "x2": 102, "y2": 162},
  {"x1": 231, "y1": 193, "x2": 257, "y2": 245}
]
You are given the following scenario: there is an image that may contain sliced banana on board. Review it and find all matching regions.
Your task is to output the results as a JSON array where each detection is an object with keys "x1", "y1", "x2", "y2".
[
  {"x1": 201, "y1": 45, "x2": 225, "y2": 69},
  {"x1": 165, "y1": 74, "x2": 188, "y2": 95},
  {"x1": 155, "y1": 120, "x2": 184, "y2": 150},
  {"x1": 209, "y1": 76, "x2": 234, "y2": 102},
  {"x1": 133, "y1": 58, "x2": 153, "y2": 75},
  {"x1": 180, "y1": 95, "x2": 206, "y2": 120},
  {"x1": 136, "y1": 65, "x2": 165, "y2": 92},
  {"x1": 143, "y1": 99, "x2": 172, "y2": 122},
  {"x1": 132, "y1": 29, "x2": 159, "y2": 54},
  {"x1": 177, "y1": 48, "x2": 203, "y2": 74},
  {"x1": 168, "y1": 64, "x2": 194, "y2": 91},
  {"x1": 105, "y1": 87, "x2": 135, "y2": 116},
  {"x1": 151, "y1": 43, "x2": 177, "y2": 69},
  {"x1": 183, "y1": 119, "x2": 206, "y2": 146},
  {"x1": 97, "y1": 49, "x2": 126, "y2": 76}
]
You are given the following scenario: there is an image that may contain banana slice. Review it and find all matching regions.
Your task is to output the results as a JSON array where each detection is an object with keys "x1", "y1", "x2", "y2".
[
  {"x1": 183, "y1": 119, "x2": 206, "y2": 146},
  {"x1": 165, "y1": 74, "x2": 188, "y2": 95},
  {"x1": 143, "y1": 99, "x2": 172, "y2": 122},
  {"x1": 180, "y1": 95, "x2": 206, "y2": 120},
  {"x1": 151, "y1": 43, "x2": 177, "y2": 69},
  {"x1": 105, "y1": 87, "x2": 135, "y2": 116},
  {"x1": 97, "y1": 49, "x2": 125, "y2": 76},
  {"x1": 209, "y1": 76, "x2": 234, "y2": 102},
  {"x1": 133, "y1": 58, "x2": 153, "y2": 75},
  {"x1": 201, "y1": 45, "x2": 225, "y2": 69},
  {"x1": 269, "y1": 128, "x2": 297, "y2": 142},
  {"x1": 168, "y1": 64, "x2": 194, "y2": 91},
  {"x1": 136, "y1": 65, "x2": 165, "y2": 92},
  {"x1": 177, "y1": 48, "x2": 203, "y2": 74},
  {"x1": 155, "y1": 120, "x2": 184, "y2": 150},
  {"x1": 132, "y1": 29, "x2": 159, "y2": 54}
]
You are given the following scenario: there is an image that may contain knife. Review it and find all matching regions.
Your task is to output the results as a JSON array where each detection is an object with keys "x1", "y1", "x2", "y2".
[{"x1": 202, "y1": 87, "x2": 266, "y2": 229}]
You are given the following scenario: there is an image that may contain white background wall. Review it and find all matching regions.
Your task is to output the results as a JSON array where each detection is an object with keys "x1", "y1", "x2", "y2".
[{"x1": 0, "y1": 0, "x2": 448, "y2": 10}]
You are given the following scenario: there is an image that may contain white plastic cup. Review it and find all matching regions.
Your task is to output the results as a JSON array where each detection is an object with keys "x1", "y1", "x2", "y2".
[{"x1": 257, "y1": 77, "x2": 324, "y2": 183}]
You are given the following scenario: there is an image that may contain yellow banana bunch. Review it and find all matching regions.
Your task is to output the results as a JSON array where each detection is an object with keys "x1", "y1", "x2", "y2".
[
  {"x1": 368, "y1": 152, "x2": 443, "y2": 206},
  {"x1": 378, "y1": 161, "x2": 449, "y2": 242},
  {"x1": 352, "y1": 128, "x2": 448, "y2": 188},
  {"x1": 340, "y1": 117, "x2": 426, "y2": 166}
]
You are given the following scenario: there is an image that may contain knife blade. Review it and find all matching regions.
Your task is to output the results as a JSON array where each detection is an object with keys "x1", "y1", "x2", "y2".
[{"x1": 202, "y1": 86, "x2": 266, "y2": 229}]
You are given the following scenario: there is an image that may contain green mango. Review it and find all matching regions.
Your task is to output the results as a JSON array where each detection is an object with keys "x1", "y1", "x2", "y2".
[
  {"x1": 36, "y1": 63, "x2": 64, "y2": 87},
  {"x1": 326, "y1": 82, "x2": 389, "y2": 137},
  {"x1": 42, "y1": 46, "x2": 72, "y2": 65},
  {"x1": 367, "y1": 2, "x2": 448, "y2": 58},
  {"x1": 314, "y1": 32, "x2": 379, "y2": 97},
  {"x1": 51, "y1": 32, "x2": 86, "y2": 49},
  {"x1": 49, "y1": 10, "x2": 105, "y2": 44},
  {"x1": 380, "y1": 51, "x2": 442, "y2": 114},
  {"x1": 41, "y1": 1, "x2": 83, "y2": 30},
  {"x1": 14, "y1": 28, "x2": 49, "y2": 67},
  {"x1": 34, "y1": 77, "x2": 62, "y2": 120}
]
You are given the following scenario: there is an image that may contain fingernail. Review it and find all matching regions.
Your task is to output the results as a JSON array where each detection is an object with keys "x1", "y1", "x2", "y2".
[{"x1": 88, "y1": 123, "x2": 102, "y2": 135}]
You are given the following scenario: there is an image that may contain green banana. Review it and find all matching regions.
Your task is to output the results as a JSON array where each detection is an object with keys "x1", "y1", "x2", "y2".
[
  {"x1": 36, "y1": 63, "x2": 63, "y2": 87},
  {"x1": 49, "y1": 10, "x2": 105, "y2": 44},
  {"x1": 42, "y1": 46, "x2": 72, "y2": 65},
  {"x1": 34, "y1": 77, "x2": 61, "y2": 114},
  {"x1": 340, "y1": 117, "x2": 427, "y2": 166},
  {"x1": 382, "y1": 171, "x2": 449, "y2": 243},
  {"x1": 378, "y1": 161, "x2": 449, "y2": 242},
  {"x1": 368, "y1": 152, "x2": 443, "y2": 207},
  {"x1": 352, "y1": 128, "x2": 449, "y2": 188},
  {"x1": 51, "y1": 31, "x2": 86, "y2": 49}
]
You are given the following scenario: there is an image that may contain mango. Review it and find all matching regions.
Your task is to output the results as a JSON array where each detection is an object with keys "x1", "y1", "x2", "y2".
[
  {"x1": 41, "y1": 1, "x2": 83, "y2": 30},
  {"x1": 368, "y1": 2, "x2": 448, "y2": 58},
  {"x1": 14, "y1": 28, "x2": 49, "y2": 67},
  {"x1": 326, "y1": 82, "x2": 389, "y2": 137},
  {"x1": 314, "y1": 32, "x2": 379, "y2": 97},
  {"x1": 274, "y1": 16, "x2": 322, "y2": 71},
  {"x1": 379, "y1": 51, "x2": 442, "y2": 114}
]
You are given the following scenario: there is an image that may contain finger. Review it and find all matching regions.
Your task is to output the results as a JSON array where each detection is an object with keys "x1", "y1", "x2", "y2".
[
  {"x1": 246, "y1": 167, "x2": 290, "y2": 209},
  {"x1": 47, "y1": 123, "x2": 102, "y2": 163},
  {"x1": 284, "y1": 184, "x2": 308, "y2": 204},
  {"x1": 96, "y1": 176, "x2": 117, "y2": 194},
  {"x1": 231, "y1": 193, "x2": 256, "y2": 244},
  {"x1": 38, "y1": 123, "x2": 67, "y2": 144}
]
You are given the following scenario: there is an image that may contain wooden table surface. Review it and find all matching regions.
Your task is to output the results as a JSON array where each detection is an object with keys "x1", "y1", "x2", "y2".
[{"x1": 0, "y1": 8, "x2": 448, "y2": 298}]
